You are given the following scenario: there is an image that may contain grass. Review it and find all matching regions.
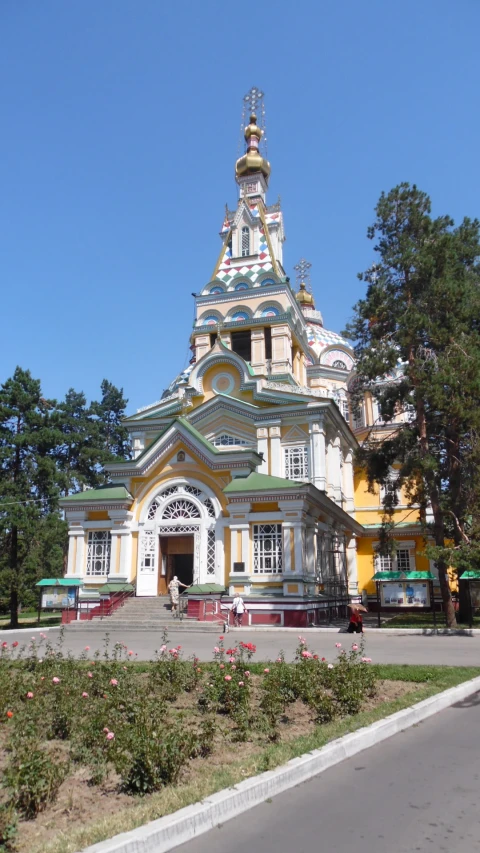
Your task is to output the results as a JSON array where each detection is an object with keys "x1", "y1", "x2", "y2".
[
  {"x1": 381, "y1": 612, "x2": 480, "y2": 629},
  {"x1": 33, "y1": 663, "x2": 480, "y2": 853},
  {"x1": 0, "y1": 613, "x2": 62, "y2": 631}
]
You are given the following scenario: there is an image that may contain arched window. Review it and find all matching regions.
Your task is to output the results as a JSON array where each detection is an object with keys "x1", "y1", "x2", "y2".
[
  {"x1": 234, "y1": 282, "x2": 249, "y2": 291},
  {"x1": 231, "y1": 311, "x2": 249, "y2": 322},
  {"x1": 333, "y1": 360, "x2": 347, "y2": 370},
  {"x1": 261, "y1": 306, "x2": 280, "y2": 317},
  {"x1": 210, "y1": 286, "x2": 224, "y2": 295},
  {"x1": 260, "y1": 278, "x2": 275, "y2": 286},
  {"x1": 241, "y1": 226, "x2": 250, "y2": 257},
  {"x1": 161, "y1": 499, "x2": 201, "y2": 520},
  {"x1": 203, "y1": 315, "x2": 219, "y2": 325}
]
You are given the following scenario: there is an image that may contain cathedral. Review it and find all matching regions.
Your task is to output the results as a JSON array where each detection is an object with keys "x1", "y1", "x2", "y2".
[{"x1": 61, "y1": 89, "x2": 435, "y2": 626}]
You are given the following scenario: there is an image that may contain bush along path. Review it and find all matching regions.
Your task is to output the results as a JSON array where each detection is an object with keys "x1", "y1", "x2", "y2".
[{"x1": 0, "y1": 629, "x2": 478, "y2": 853}]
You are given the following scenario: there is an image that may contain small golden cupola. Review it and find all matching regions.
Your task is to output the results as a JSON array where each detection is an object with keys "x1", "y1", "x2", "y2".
[
  {"x1": 235, "y1": 87, "x2": 271, "y2": 183},
  {"x1": 294, "y1": 258, "x2": 315, "y2": 309}
]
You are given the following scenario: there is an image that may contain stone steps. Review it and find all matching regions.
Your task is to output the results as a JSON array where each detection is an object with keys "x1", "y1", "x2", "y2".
[{"x1": 67, "y1": 595, "x2": 223, "y2": 632}]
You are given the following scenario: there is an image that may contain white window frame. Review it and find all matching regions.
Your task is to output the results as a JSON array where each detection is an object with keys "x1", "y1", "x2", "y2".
[
  {"x1": 241, "y1": 226, "x2": 250, "y2": 257},
  {"x1": 212, "y1": 434, "x2": 251, "y2": 447},
  {"x1": 380, "y1": 468, "x2": 399, "y2": 504},
  {"x1": 374, "y1": 540, "x2": 416, "y2": 573},
  {"x1": 253, "y1": 523, "x2": 283, "y2": 574},
  {"x1": 351, "y1": 400, "x2": 365, "y2": 429},
  {"x1": 284, "y1": 444, "x2": 309, "y2": 482},
  {"x1": 86, "y1": 531, "x2": 111, "y2": 577}
]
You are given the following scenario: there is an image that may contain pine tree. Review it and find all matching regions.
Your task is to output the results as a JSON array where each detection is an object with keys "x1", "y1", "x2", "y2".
[
  {"x1": 90, "y1": 379, "x2": 132, "y2": 471},
  {"x1": 345, "y1": 184, "x2": 480, "y2": 627},
  {"x1": 0, "y1": 368, "x2": 62, "y2": 627},
  {"x1": 54, "y1": 388, "x2": 99, "y2": 494}
]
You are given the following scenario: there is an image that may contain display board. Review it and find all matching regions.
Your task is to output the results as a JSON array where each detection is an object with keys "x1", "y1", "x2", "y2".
[
  {"x1": 41, "y1": 587, "x2": 77, "y2": 609},
  {"x1": 381, "y1": 581, "x2": 430, "y2": 607}
]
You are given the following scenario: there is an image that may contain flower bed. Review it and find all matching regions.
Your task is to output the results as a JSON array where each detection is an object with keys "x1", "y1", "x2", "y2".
[{"x1": 0, "y1": 632, "x2": 452, "y2": 853}]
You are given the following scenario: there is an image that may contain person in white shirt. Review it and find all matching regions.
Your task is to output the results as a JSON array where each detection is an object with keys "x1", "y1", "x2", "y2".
[{"x1": 231, "y1": 594, "x2": 247, "y2": 626}]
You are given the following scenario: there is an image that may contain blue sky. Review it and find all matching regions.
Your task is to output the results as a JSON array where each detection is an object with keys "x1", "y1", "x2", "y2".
[{"x1": 2, "y1": 0, "x2": 479, "y2": 414}]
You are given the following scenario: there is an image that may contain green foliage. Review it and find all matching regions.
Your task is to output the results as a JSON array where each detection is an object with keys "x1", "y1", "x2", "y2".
[
  {"x1": 4, "y1": 741, "x2": 68, "y2": 819},
  {"x1": 344, "y1": 184, "x2": 480, "y2": 624},
  {"x1": 0, "y1": 803, "x2": 18, "y2": 852}
]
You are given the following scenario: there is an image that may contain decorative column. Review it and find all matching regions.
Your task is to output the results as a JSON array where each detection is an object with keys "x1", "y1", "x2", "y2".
[
  {"x1": 108, "y1": 510, "x2": 134, "y2": 581},
  {"x1": 131, "y1": 433, "x2": 146, "y2": 459},
  {"x1": 270, "y1": 324, "x2": 292, "y2": 374},
  {"x1": 194, "y1": 334, "x2": 211, "y2": 361},
  {"x1": 327, "y1": 436, "x2": 342, "y2": 505},
  {"x1": 64, "y1": 510, "x2": 86, "y2": 578},
  {"x1": 269, "y1": 423, "x2": 282, "y2": 476},
  {"x1": 227, "y1": 502, "x2": 251, "y2": 594},
  {"x1": 346, "y1": 534, "x2": 359, "y2": 595},
  {"x1": 250, "y1": 329, "x2": 266, "y2": 375},
  {"x1": 256, "y1": 425, "x2": 269, "y2": 474},
  {"x1": 343, "y1": 449, "x2": 355, "y2": 513},
  {"x1": 309, "y1": 419, "x2": 326, "y2": 491}
]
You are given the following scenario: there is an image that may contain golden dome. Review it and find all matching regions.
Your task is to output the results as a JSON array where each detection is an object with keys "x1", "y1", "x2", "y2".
[
  {"x1": 296, "y1": 282, "x2": 315, "y2": 307},
  {"x1": 235, "y1": 112, "x2": 271, "y2": 182}
]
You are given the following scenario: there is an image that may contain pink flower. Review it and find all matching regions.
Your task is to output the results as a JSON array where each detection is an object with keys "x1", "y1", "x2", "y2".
[
  {"x1": 110, "y1": 679, "x2": 118, "y2": 686},
  {"x1": 2, "y1": 642, "x2": 8, "y2": 648},
  {"x1": 106, "y1": 731, "x2": 115, "y2": 740},
  {"x1": 301, "y1": 650, "x2": 313, "y2": 659},
  {"x1": 219, "y1": 664, "x2": 225, "y2": 669},
  {"x1": 103, "y1": 727, "x2": 109, "y2": 733},
  {"x1": 31, "y1": 637, "x2": 36, "y2": 641},
  {"x1": 84, "y1": 646, "x2": 90, "y2": 651},
  {"x1": 335, "y1": 643, "x2": 342, "y2": 648},
  {"x1": 41, "y1": 676, "x2": 45, "y2": 681},
  {"x1": 213, "y1": 647, "x2": 220, "y2": 653},
  {"x1": 12, "y1": 641, "x2": 19, "y2": 648},
  {"x1": 224, "y1": 675, "x2": 232, "y2": 682},
  {"x1": 160, "y1": 645, "x2": 167, "y2": 652},
  {"x1": 276, "y1": 657, "x2": 282, "y2": 663},
  {"x1": 327, "y1": 664, "x2": 334, "y2": 670},
  {"x1": 231, "y1": 664, "x2": 236, "y2": 670},
  {"x1": 26, "y1": 692, "x2": 34, "y2": 699},
  {"x1": 244, "y1": 671, "x2": 250, "y2": 677},
  {"x1": 352, "y1": 644, "x2": 358, "y2": 651},
  {"x1": 128, "y1": 650, "x2": 134, "y2": 655},
  {"x1": 82, "y1": 692, "x2": 89, "y2": 698},
  {"x1": 229, "y1": 657, "x2": 236, "y2": 663},
  {"x1": 238, "y1": 681, "x2": 244, "y2": 687},
  {"x1": 40, "y1": 632, "x2": 46, "y2": 639},
  {"x1": 365, "y1": 657, "x2": 372, "y2": 663},
  {"x1": 52, "y1": 677, "x2": 60, "y2": 684},
  {"x1": 87, "y1": 672, "x2": 93, "y2": 678},
  {"x1": 264, "y1": 668, "x2": 270, "y2": 673},
  {"x1": 219, "y1": 635, "x2": 224, "y2": 640}
]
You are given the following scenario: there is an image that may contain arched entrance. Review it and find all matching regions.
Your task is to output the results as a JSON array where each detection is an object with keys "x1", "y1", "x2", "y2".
[{"x1": 136, "y1": 484, "x2": 218, "y2": 596}]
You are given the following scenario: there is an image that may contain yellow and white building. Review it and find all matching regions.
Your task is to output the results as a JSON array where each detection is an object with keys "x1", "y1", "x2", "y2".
[{"x1": 61, "y1": 91, "x2": 435, "y2": 625}]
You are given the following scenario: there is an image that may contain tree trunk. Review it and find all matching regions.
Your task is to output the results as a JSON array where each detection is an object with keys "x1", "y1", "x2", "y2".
[
  {"x1": 9, "y1": 525, "x2": 19, "y2": 629},
  {"x1": 436, "y1": 557, "x2": 456, "y2": 628}
]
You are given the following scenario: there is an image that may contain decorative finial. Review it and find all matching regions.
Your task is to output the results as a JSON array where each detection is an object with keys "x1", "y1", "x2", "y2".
[
  {"x1": 235, "y1": 86, "x2": 271, "y2": 184},
  {"x1": 294, "y1": 258, "x2": 312, "y2": 292},
  {"x1": 243, "y1": 86, "x2": 265, "y2": 116}
]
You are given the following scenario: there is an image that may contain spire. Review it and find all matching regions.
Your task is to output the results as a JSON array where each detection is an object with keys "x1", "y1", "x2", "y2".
[
  {"x1": 235, "y1": 87, "x2": 271, "y2": 185},
  {"x1": 294, "y1": 258, "x2": 315, "y2": 308}
]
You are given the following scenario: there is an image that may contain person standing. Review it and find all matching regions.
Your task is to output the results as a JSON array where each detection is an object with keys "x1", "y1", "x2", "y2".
[
  {"x1": 231, "y1": 594, "x2": 247, "y2": 627},
  {"x1": 168, "y1": 575, "x2": 189, "y2": 616}
]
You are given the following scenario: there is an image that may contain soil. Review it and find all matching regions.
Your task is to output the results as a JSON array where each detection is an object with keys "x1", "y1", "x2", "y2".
[{"x1": 11, "y1": 679, "x2": 417, "y2": 853}]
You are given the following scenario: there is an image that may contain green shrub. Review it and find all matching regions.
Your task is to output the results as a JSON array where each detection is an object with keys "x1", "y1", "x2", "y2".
[
  {"x1": 0, "y1": 803, "x2": 18, "y2": 852},
  {"x1": 4, "y1": 743, "x2": 68, "y2": 818}
]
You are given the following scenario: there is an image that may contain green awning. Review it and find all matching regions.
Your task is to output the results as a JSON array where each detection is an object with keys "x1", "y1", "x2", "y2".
[
  {"x1": 36, "y1": 578, "x2": 83, "y2": 587},
  {"x1": 97, "y1": 583, "x2": 134, "y2": 594},
  {"x1": 372, "y1": 571, "x2": 435, "y2": 582},
  {"x1": 187, "y1": 584, "x2": 226, "y2": 594},
  {"x1": 460, "y1": 570, "x2": 480, "y2": 580}
]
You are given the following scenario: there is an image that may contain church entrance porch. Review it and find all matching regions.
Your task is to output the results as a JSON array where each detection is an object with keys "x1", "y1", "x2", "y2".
[{"x1": 158, "y1": 535, "x2": 194, "y2": 594}]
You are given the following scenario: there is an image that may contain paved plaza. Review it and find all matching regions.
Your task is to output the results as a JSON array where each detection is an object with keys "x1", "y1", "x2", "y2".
[{"x1": 4, "y1": 625, "x2": 480, "y2": 666}]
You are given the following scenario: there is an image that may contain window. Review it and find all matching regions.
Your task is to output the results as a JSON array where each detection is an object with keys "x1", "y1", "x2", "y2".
[
  {"x1": 336, "y1": 397, "x2": 349, "y2": 422},
  {"x1": 241, "y1": 226, "x2": 250, "y2": 257},
  {"x1": 140, "y1": 530, "x2": 156, "y2": 574},
  {"x1": 234, "y1": 282, "x2": 249, "y2": 291},
  {"x1": 375, "y1": 547, "x2": 415, "y2": 572},
  {"x1": 203, "y1": 316, "x2": 219, "y2": 326},
  {"x1": 352, "y1": 401, "x2": 365, "y2": 429},
  {"x1": 246, "y1": 181, "x2": 258, "y2": 193},
  {"x1": 261, "y1": 278, "x2": 275, "y2": 286},
  {"x1": 86, "y1": 531, "x2": 111, "y2": 576},
  {"x1": 213, "y1": 434, "x2": 250, "y2": 446},
  {"x1": 161, "y1": 499, "x2": 201, "y2": 520},
  {"x1": 284, "y1": 445, "x2": 309, "y2": 481},
  {"x1": 264, "y1": 326, "x2": 272, "y2": 361},
  {"x1": 332, "y1": 360, "x2": 347, "y2": 370},
  {"x1": 380, "y1": 475, "x2": 398, "y2": 503},
  {"x1": 210, "y1": 286, "x2": 223, "y2": 294},
  {"x1": 261, "y1": 306, "x2": 279, "y2": 317},
  {"x1": 210, "y1": 333, "x2": 217, "y2": 348},
  {"x1": 253, "y1": 524, "x2": 283, "y2": 573},
  {"x1": 231, "y1": 329, "x2": 252, "y2": 361},
  {"x1": 207, "y1": 528, "x2": 216, "y2": 574},
  {"x1": 231, "y1": 311, "x2": 249, "y2": 322}
]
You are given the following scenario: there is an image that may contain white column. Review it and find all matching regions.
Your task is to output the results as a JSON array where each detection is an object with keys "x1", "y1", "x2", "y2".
[
  {"x1": 343, "y1": 450, "x2": 355, "y2": 513},
  {"x1": 293, "y1": 523, "x2": 304, "y2": 574},
  {"x1": 328, "y1": 436, "x2": 342, "y2": 505},
  {"x1": 251, "y1": 329, "x2": 266, "y2": 375},
  {"x1": 131, "y1": 432, "x2": 145, "y2": 459},
  {"x1": 118, "y1": 532, "x2": 133, "y2": 581},
  {"x1": 305, "y1": 526, "x2": 316, "y2": 575},
  {"x1": 256, "y1": 426, "x2": 269, "y2": 474},
  {"x1": 309, "y1": 420, "x2": 326, "y2": 490},
  {"x1": 282, "y1": 523, "x2": 293, "y2": 574},
  {"x1": 74, "y1": 532, "x2": 85, "y2": 576},
  {"x1": 346, "y1": 534, "x2": 358, "y2": 594},
  {"x1": 269, "y1": 424, "x2": 282, "y2": 476}
]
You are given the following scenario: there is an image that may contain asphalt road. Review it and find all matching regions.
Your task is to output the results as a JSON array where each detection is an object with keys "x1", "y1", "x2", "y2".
[
  {"x1": 3, "y1": 626, "x2": 480, "y2": 665},
  {"x1": 176, "y1": 693, "x2": 480, "y2": 853}
]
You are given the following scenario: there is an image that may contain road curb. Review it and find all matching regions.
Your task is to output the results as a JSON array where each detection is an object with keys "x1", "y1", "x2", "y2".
[
  {"x1": 0, "y1": 626, "x2": 60, "y2": 636},
  {"x1": 81, "y1": 674, "x2": 480, "y2": 853},
  {"x1": 228, "y1": 626, "x2": 480, "y2": 636}
]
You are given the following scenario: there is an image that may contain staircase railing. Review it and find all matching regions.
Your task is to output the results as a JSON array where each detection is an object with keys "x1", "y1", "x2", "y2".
[{"x1": 99, "y1": 589, "x2": 134, "y2": 620}]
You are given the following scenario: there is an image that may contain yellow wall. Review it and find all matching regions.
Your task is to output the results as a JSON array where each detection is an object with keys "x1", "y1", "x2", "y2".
[{"x1": 358, "y1": 535, "x2": 431, "y2": 594}]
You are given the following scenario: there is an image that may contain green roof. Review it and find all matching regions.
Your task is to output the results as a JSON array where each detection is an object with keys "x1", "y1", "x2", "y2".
[
  {"x1": 60, "y1": 484, "x2": 133, "y2": 503},
  {"x1": 224, "y1": 471, "x2": 304, "y2": 493},
  {"x1": 98, "y1": 582, "x2": 135, "y2": 594},
  {"x1": 362, "y1": 522, "x2": 422, "y2": 530},
  {"x1": 187, "y1": 583, "x2": 226, "y2": 594},
  {"x1": 372, "y1": 571, "x2": 435, "y2": 581},
  {"x1": 36, "y1": 578, "x2": 84, "y2": 587},
  {"x1": 460, "y1": 570, "x2": 480, "y2": 580}
]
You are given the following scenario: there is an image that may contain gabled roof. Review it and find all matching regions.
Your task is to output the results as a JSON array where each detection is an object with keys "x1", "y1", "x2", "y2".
[
  {"x1": 60, "y1": 484, "x2": 133, "y2": 504},
  {"x1": 224, "y1": 472, "x2": 303, "y2": 493}
]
